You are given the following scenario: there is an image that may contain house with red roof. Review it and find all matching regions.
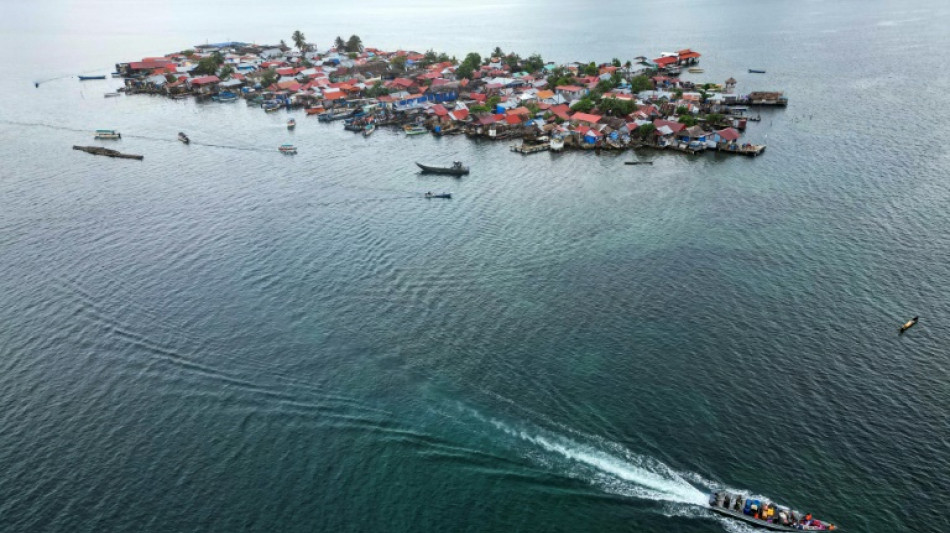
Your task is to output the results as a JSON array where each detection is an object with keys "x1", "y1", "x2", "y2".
[
  {"x1": 189, "y1": 75, "x2": 220, "y2": 94},
  {"x1": 571, "y1": 112, "x2": 602, "y2": 126},
  {"x1": 549, "y1": 104, "x2": 572, "y2": 121},
  {"x1": 555, "y1": 85, "x2": 587, "y2": 101}
]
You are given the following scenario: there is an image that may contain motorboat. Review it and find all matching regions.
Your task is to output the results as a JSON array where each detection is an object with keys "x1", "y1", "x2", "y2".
[
  {"x1": 178, "y1": 132, "x2": 190, "y2": 144},
  {"x1": 287, "y1": 118, "x2": 296, "y2": 130},
  {"x1": 708, "y1": 491, "x2": 839, "y2": 531},
  {"x1": 749, "y1": 69, "x2": 767, "y2": 74},
  {"x1": 424, "y1": 192, "x2": 452, "y2": 199},
  {"x1": 104, "y1": 92, "x2": 120, "y2": 98},
  {"x1": 278, "y1": 144, "x2": 297, "y2": 154},
  {"x1": 416, "y1": 161, "x2": 469, "y2": 176},
  {"x1": 688, "y1": 67, "x2": 704, "y2": 73},
  {"x1": 94, "y1": 129, "x2": 121, "y2": 140},
  {"x1": 404, "y1": 125, "x2": 427, "y2": 136},
  {"x1": 363, "y1": 123, "x2": 376, "y2": 137},
  {"x1": 78, "y1": 75, "x2": 106, "y2": 81}
]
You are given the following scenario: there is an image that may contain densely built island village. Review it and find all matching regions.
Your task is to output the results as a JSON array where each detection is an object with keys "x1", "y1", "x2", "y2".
[{"x1": 110, "y1": 33, "x2": 787, "y2": 157}]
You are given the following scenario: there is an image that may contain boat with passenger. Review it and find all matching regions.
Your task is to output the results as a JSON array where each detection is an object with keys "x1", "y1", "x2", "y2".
[
  {"x1": 708, "y1": 491, "x2": 838, "y2": 531},
  {"x1": 278, "y1": 144, "x2": 297, "y2": 154},
  {"x1": 899, "y1": 316, "x2": 918, "y2": 335},
  {"x1": 94, "y1": 129, "x2": 121, "y2": 140},
  {"x1": 416, "y1": 161, "x2": 469, "y2": 176},
  {"x1": 424, "y1": 192, "x2": 452, "y2": 199},
  {"x1": 363, "y1": 123, "x2": 376, "y2": 137},
  {"x1": 178, "y1": 132, "x2": 190, "y2": 144},
  {"x1": 287, "y1": 118, "x2": 296, "y2": 130}
]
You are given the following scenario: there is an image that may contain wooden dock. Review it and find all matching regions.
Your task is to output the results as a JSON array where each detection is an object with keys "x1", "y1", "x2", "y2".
[{"x1": 717, "y1": 144, "x2": 766, "y2": 157}]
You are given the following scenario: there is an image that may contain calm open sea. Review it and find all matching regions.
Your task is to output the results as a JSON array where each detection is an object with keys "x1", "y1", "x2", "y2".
[{"x1": 2, "y1": 1, "x2": 949, "y2": 531}]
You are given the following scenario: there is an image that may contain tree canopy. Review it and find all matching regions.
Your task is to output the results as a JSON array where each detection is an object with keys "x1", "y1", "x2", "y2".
[
  {"x1": 345, "y1": 35, "x2": 363, "y2": 53},
  {"x1": 390, "y1": 55, "x2": 407, "y2": 71},
  {"x1": 260, "y1": 68, "x2": 278, "y2": 88},
  {"x1": 455, "y1": 52, "x2": 482, "y2": 80},
  {"x1": 292, "y1": 30, "x2": 307, "y2": 52},
  {"x1": 571, "y1": 97, "x2": 595, "y2": 113},
  {"x1": 629, "y1": 75, "x2": 653, "y2": 93},
  {"x1": 523, "y1": 54, "x2": 545, "y2": 73},
  {"x1": 334, "y1": 36, "x2": 345, "y2": 50}
]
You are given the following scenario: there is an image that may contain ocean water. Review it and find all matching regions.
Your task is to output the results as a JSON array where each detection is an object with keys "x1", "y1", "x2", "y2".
[{"x1": 2, "y1": 1, "x2": 949, "y2": 531}]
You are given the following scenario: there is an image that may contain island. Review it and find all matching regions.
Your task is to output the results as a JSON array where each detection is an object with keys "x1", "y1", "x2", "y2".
[{"x1": 116, "y1": 33, "x2": 786, "y2": 157}]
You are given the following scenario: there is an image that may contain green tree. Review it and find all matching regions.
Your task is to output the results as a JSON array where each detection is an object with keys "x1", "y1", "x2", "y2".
[
  {"x1": 260, "y1": 68, "x2": 278, "y2": 88},
  {"x1": 192, "y1": 56, "x2": 220, "y2": 76},
  {"x1": 219, "y1": 64, "x2": 234, "y2": 80},
  {"x1": 571, "y1": 97, "x2": 595, "y2": 112},
  {"x1": 423, "y1": 49, "x2": 438, "y2": 66},
  {"x1": 492, "y1": 46, "x2": 504, "y2": 58},
  {"x1": 455, "y1": 52, "x2": 482, "y2": 80},
  {"x1": 486, "y1": 95, "x2": 500, "y2": 109},
  {"x1": 676, "y1": 105, "x2": 689, "y2": 115},
  {"x1": 364, "y1": 81, "x2": 389, "y2": 98},
  {"x1": 390, "y1": 55, "x2": 407, "y2": 72},
  {"x1": 630, "y1": 75, "x2": 652, "y2": 93},
  {"x1": 705, "y1": 113, "x2": 724, "y2": 124},
  {"x1": 503, "y1": 53, "x2": 521, "y2": 69},
  {"x1": 678, "y1": 115, "x2": 697, "y2": 127},
  {"x1": 345, "y1": 35, "x2": 363, "y2": 53},
  {"x1": 437, "y1": 52, "x2": 450, "y2": 62},
  {"x1": 523, "y1": 53, "x2": 544, "y2": 73},
  {"x1": 279, "y1": 39, "x2": 288, "y2": 50},
  {"x1": 611, "y1": 58, "x2": 621, "y2": 68},
  {"x1": 292, "y1": 30, "x2": 307, "y2": 53},
  {"x1": 334, "y1": 36, "x2": 345, "y2": 50},
  {"x1": 182, "y1": 49, "x2": 195, "y2": 58},
  {"x1": 674, "y1": 89, "x2": 683, "y2": 99},
  {"x1": 525, "y1": 101, "x2": 540, "y2": 115},
  {"x1": 637, "y1": 123, "x2": 656, "y2": 138},
  {"x1": 469, "y1": 104, "x2": 490, "y2": 113}
]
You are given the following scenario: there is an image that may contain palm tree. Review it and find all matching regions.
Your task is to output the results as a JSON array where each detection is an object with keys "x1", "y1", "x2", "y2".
[
  {"x1": 292, "y1": 30, "x2": 307, "y2": 53},
  {"x1": 334, "y1": 36, "x2": 345, "y2": 51}
]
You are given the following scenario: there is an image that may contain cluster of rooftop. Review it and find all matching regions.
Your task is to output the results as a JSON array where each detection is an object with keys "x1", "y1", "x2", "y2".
[{"x1": 117, "y1": 35, "x2": 785, "y2": 156}]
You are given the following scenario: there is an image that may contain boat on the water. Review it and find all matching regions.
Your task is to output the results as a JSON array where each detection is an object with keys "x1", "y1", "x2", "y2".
[
  {"x1": 899, "y1": 316, "x2": 918, "y2": 335},
  {"x1": 216, "y1": 91, "x2": 238, "y2": 102},
  {"x1": 416, "y1": 161, "x2": 469, "y2": 176},
  {"x1": 178, "y1": 132, "x2": 190, "y2": 144},
  {"x1": 78, "y1": 75, "x2": 106, "y2": 81},
  {"x1": 305, "y1": 106, "x2": 325, "y2": 116},
  {"x1": 111, "y1": 72, "x2": 123, "y2": 78},
  {"x1": 287, "y1": 118, "x2": 296, "y2": 130},
  {"x1": 688, "y1": 67, "x2": 704, "y2": 73},
  {"x1": 404, "y1": 125, "x2": 428, "y2": 136},
  {"x1": 363, "y1": 123, "x2": 376, "y2": 137},
  {"x1": 317, "y1": 110, "x2": 352, "y2": 122},
  {"x1": 263, "y1": 101, "x2": 281, "y2": 113},
  {"x1": 104, "y1": 92, "x2": 120, "y2": 98},
  {"x1": 73, "y1": 145, "x2": 143, "y2": 160},
  {"x1": 424, "y1": 192, "x2": 452, "y2": 199},
  {"x1": 625, "y1": 161, "x2": 654, "y2": 165},
  {"x1": 708, "y1": 492, "x2": 838, "y2": 532},
  {"x1": 278, "y1": 144, "x2": 297, "y2": 154},
  {"x1": 749, "y1": 69, "x2": 767, "y2": 74},
  {"x1": 94, "y1": 129, "x2": 121, "y2": 140}
]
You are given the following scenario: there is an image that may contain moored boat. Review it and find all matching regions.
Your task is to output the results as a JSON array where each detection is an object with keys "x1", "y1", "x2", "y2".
[
  {"x1": 216, "y1": 91, "x2": 238, "y2": 102},
  {"x1": 404, "y1": 125, "x2": 428, "y2": 136},
  {"x1": 416, "y1": 161, "x2": 469, "y2": 176},
  {"x1": 104, "y1": 92, "x2": 120, "y2": 98},
  {"x1": 317, "y1": 110, "x2": 352, "y2": 122},
  {"x1": 94, "y1": 129, "x2": 121, "y2": 140},
  {"x1": 749, "y1": 69, "x2": 767, "y2": 74},
  {"x1": 688, "y1": 67, "x2": 704, "y2": 73},
  {"x1": 78, "y1": 75, "x2": 107, "y2": 81},
  {"x1": 178, "y1": 132, "x2": 190, "y2": 144},
  {"x1": 263, "y1": 101, "x2": 281, "y2": 113},
  {"x1": 287, "y1": 118, "x2": 296, "y2": 130},
  {"x1": 363, "y1": 123, "x2": 376, "y2": 137},
  {"x1": 424, "y1": 192, "x2": 452, "y2": 199},
  {"x1": 708, "y1": 492, "x2": 839, "y2": 531},
  {"x1": 305, "y1": 106, "x2": 325, "y2": 116},
  {"x1": 278, "y1": 144, "x2": 297, "y2": 154}
]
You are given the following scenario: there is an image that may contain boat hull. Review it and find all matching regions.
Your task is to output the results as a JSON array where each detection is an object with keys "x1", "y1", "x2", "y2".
[
  {"x1": 709, "y1": 506, "x2": 803, "y2": 531},
  {"x1": 416, "y1": 163, "x2": 469, "y2": 176}
]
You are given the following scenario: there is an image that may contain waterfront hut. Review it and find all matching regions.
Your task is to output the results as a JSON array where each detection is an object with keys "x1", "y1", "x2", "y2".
[
  {"x1": 709, "y1": 127, "x2": 741, "y2": 149},
  {"x1": 571, "y1": 112, "x2": 603, "y2": 127},
  {"x1": 189, "y1": 75, "x2": 220, "y2": 95},
  {"x1": 677, "y1": 49, "x2": 701, "y2": 65}
]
